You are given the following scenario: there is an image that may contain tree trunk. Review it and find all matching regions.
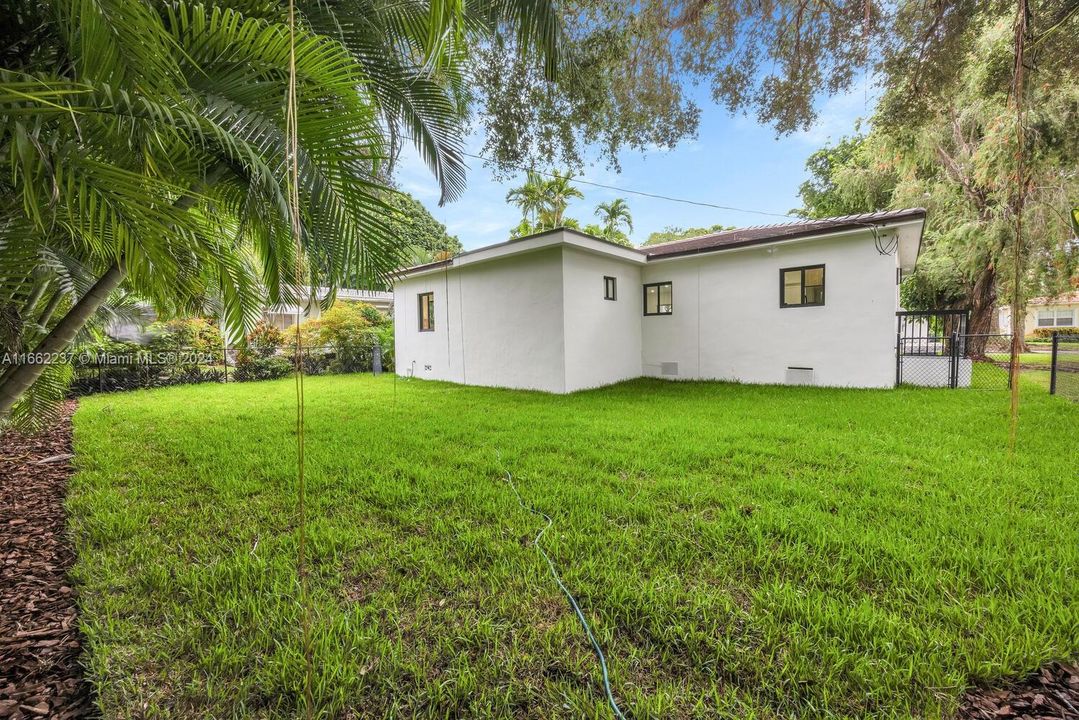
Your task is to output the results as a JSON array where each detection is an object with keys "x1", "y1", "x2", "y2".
[
  {"x1": 36, "y1": 288, "x2": 65, "y2": 329},
  {"x1": 0, "y1": 263, "x2": 125, "y2": 417},
  {"x1": 21, "y1": 280, "x2": 49, "y2": 317},
  {"x1": 966, "y1": 263, "x2": 997, "y2": 359}
]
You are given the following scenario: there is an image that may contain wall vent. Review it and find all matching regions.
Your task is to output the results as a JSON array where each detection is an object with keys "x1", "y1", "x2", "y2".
[
  {"x1": 785, "y1": 366, "x2": 815, "y2": 385},
  {"x1": 661, "y1": 362, "x2": 679, "y2": 377}
]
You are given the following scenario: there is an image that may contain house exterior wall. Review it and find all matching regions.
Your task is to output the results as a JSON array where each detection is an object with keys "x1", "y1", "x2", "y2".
[
  {"x1": 640, "y1": 231, "x2": 899, "y2": 388},
  {"x1": 999, "y1": 303, "x2": 1079, "y2": 336},
  {"x1": 560, "y1": 248, "x2": 643, "y2": 392},
  {"x1": 394, "y1": 248, "x2": 567, "y2": 392},
  {"x1": 395, "y1": 226, "x2": 912, "y2": 393}
]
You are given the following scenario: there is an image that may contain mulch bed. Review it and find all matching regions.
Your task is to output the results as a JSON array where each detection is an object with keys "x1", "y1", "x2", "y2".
[
  {"x1": 1, "y1": 401, "x2": 95, "y2": 719},
  {"x1": 957, "y1": 662, "x2": 1079, "y2": 718}
]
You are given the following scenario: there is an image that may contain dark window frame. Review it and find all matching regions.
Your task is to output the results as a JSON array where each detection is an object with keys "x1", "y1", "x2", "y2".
[
  {"x1": 779, "y1": 264, "x2": 826, "y2": 308},
  {"x1": 643, "y1": 281, "x2": 673, "y2": 316},
  {"x1": 418, "y1": 291, "x2": 435, "y2": 331},
  {"x1": 604, "y1": 276, "x2": 617, "y2": 301}
]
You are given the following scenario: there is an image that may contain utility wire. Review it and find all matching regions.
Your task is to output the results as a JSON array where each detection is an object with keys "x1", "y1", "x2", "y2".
[
  {"x1": 400, "y1": 134, "x2": 796, "y2": 220},
  {"x1": 459, "y1": 148, "x2": 795, "y2": 220},
  {"x1": 496, "y1": 453, "x2": 629, "y2": 720}
]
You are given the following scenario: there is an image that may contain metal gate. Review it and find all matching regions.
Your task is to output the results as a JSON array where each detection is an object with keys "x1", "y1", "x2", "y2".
[
  {"x1": 896, "y1": 310, "x2": 969, "y2": 388},
  {"x1": 897, "y1": 310, "x2": 1018, "y2": 389}
]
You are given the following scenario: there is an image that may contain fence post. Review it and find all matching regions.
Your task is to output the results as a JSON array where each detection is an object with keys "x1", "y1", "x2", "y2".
[
  {"x1": 895, "y1": 332, "x2": 901, "y2": 387},
  {"x1": 950, "y1": 331, "x2": 959, "y2": 389},
  {"x1": 1050, "y1": 331, "x2": 1059, "y2": 395}
]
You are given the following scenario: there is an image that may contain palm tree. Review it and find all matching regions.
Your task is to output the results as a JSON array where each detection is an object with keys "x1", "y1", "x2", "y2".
[
  {"x1": 0, "y1": 0, "x2": 560, "y2": 422},
  {"x1": 506, "y1": 169, "x2": 583, "y2": 232},
  {"x1": 505, "y1": 170, "x2": 548, "y2": 227},
  {"x1": 539, "y1": 171, "x2": 584, "y2": 227},
  {"x1": 595, "y1": 198, "x2": 634, "y2": 243}
]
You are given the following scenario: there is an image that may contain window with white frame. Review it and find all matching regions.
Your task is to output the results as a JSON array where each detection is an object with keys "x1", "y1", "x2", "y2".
[{"x1": 1037, "y1": 309, "x2": 1075, "y2": 327}]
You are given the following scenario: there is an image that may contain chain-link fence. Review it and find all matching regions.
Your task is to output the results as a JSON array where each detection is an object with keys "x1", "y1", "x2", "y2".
[
  {"x1": 69, "y1": 343, "x2": 392, "y2": 396},
  {"x1": 1050, "y1": 333, "x2": 1079, "y2": 401},
  {"x1": 969, "y1": 334, "x2": 1015, "y2": 390}
]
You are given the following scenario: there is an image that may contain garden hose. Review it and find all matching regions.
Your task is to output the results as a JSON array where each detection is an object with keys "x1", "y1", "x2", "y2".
[{"x1": 496, "y1": 453, "x2": 629, "y2": 720}]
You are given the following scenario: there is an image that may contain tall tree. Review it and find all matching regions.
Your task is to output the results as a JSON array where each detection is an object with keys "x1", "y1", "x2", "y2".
[
  {"x1": 381, "y1": 192, "x2": 463, "y2": 266},
  {"x1": 537, "y1": 171, "x2": 584, "y2": 227},
  {"x1": 795, "y1": 14, "x2": 1078, "y2": 356},
  {"x1": 505, "y1": 170, "x2": 548, "y2": 227},
  {"x1": 473, "y1": 0, "x2": 1078, "y2": 175},
  {"x1": 505, "y1": 169, "x2": 583, "y2": 234},
  {"x1": 793, "y1": 135, "x2": 896, "y2": 219},
  {"x1": 595, "y1": 198, "x2": 633, "y2": 245}
]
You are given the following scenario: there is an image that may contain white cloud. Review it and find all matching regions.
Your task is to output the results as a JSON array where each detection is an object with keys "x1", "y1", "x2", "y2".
[{"x1": 793, "y1": 77, "x2": 879, "y2": 146}]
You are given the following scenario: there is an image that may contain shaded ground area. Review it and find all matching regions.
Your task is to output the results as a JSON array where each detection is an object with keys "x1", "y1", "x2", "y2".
[
  {"x1": 958, "y1": 662, "x2": 1079, "y2": 719},
  {"x1": 1, "y1": 402, "x2": 94, "y2": 719}
]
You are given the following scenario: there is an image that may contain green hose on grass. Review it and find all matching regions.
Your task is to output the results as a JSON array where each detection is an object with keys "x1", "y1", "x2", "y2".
[{"x1": 497, "y1": 452, "x2": 629, "y2": 720}]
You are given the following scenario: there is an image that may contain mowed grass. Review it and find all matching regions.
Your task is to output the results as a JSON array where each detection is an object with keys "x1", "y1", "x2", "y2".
[{"x1": 70, "y1": 376, "x2": 1079, "y2": 719}]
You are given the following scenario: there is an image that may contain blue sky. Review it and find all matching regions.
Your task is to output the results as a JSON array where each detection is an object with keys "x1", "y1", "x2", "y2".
[{"x1": 394, "y1": 83, "x2": 877, "y2": 250}]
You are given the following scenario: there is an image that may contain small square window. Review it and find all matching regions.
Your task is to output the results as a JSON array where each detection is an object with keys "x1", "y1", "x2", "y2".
[
  {"x1": 644, "y1": 282, "x2": 673, "y2": 315},
  {"x1": 780, "y1": 265, "x2": 826, "y2": 308},
  {"x1": 1056, "y1": 310, "x2": 1074, "y2": 326},
  {"x1": 604, "y1": 276, "x2": 617, "y2": 300},
  {"x1": 418, "y1": 292, "x2": 434, "y2": 331}
]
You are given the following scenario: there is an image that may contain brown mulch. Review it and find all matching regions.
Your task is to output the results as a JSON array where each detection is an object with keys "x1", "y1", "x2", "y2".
[
  {"x1": 1, "y1": 401, "x2": 95, "y2": 719},
  {"x1": 957, "y1": 662, "x2": 1079, "y2": 719}
]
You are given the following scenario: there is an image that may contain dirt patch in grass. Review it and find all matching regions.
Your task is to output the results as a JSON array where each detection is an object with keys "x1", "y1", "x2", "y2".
[
  {"x1": 0, "y1": 402, "x2": 95, "y2": 719},
  {"x1": 957, "y1": 662, "x2": 1079, "y2": 719}
]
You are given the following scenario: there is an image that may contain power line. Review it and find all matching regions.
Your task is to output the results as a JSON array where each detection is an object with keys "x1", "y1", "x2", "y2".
[
  {"x1": 456, "y1": 148, "x2": 796, "y2": 220},
  {"x1": 399, "y1": 134, "x2": 799, "y2": 221}
]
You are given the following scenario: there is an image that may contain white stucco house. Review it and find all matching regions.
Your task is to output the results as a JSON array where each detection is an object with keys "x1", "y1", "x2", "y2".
[
  {"x1": 997, "y1": 290, "x2": 1079, "y2": 337},
  {"x1": 393, "y1": 209, "x2": 926, "y2": 393},
  {"x1": 261, "y1": 287, "x2": 394, "y2": 331}
]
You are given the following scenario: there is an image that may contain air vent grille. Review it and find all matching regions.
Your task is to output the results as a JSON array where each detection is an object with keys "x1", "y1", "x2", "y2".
[{"x1": 785, "y1": 366, "x2": 814, "y2": 385}]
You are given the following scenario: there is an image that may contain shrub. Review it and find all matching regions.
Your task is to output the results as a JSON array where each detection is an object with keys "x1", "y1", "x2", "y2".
[
  {"x1": 1029, "y1": 326, "x2": 1075, "y2": 340},
  {"x1": 234, "y1": 321, "x2": 291, "y2": 381},
  {"x1": 69, "y1": 337, "x2": 226, "y2": 395},
  {"x1": 147, "y1": 317, "x2": 224, "y2": 363},
  {"x1": 293, "y1": 302, "x2": 387, "y2": 373},
  {"x1": 244, "y1": 321, "x2": 286, "y2": 358},
  {"x1": 232, "y1": 355, "x2": 292, "y2": 382},
  {"x1": 358, "y1": 303, "x2": 387, "y2": 326}
]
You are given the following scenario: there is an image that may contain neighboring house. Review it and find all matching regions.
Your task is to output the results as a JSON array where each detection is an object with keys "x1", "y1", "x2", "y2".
[
  {"x1": 262, "y1": 287, "x2": 394, "y2": 331},
  {"x1": 393, "y1": 209, "x2": 925, "y2": 393},
  {"x1": 108, "y1": 287, "x2": 393, "y2": 340},
  {"x1": 998, "y1": 291, "x2": 1079, "y2": 336}
]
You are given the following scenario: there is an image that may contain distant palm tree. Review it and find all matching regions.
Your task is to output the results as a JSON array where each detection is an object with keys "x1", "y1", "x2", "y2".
[
  {"x1": 507, "y1": 170, "x2": 583, "y2": 231},
  {"x1": 595, "y1": 198, "x2": 634, "y2": 241},
  {"x1": 505, "y1": 170, "x2": 548, "y2": 226},
  {"x1": 539, "y1": 171, "x2": 584, "y2": 227}
]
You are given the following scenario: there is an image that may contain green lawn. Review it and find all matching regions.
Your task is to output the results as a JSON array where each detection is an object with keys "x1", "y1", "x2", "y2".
[
  {"x1": 986, "y1": 352, "x2": 1054, "y2": 365},
  {"x1": 70, "y1": 376, "x2": 1079, "y2": 719}
]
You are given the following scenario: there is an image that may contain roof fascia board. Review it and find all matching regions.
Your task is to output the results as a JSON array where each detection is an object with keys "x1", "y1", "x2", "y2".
[
  {"x1": 397, "y1": 230, "x2": 645, "y2": 280},
  {"x1": 645, "y1": 218, "x2": 924, "y2": 263}
]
